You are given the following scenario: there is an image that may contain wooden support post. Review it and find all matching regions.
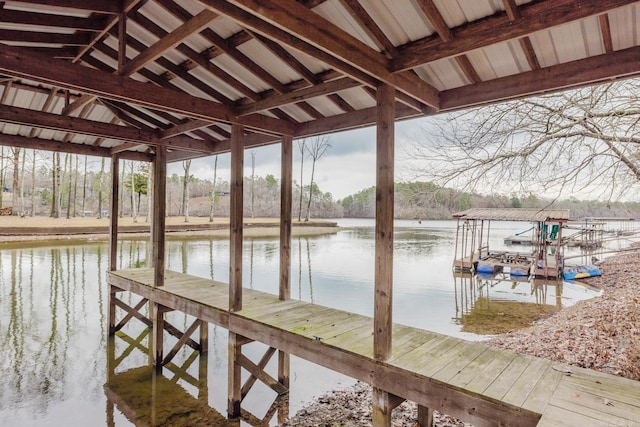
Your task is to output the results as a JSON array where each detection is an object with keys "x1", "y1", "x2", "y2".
[
  {"x1": 374, "y1": 83, "x2": 395, "y2": 361},
  {"x1": 107, "y1": 285, "x2": 118, "y2": 335},
  {"x1": 152, "y1": 147, "x2": 166, "y2": 287},
  {"x1": 372, "y1": 387, "x2": 392, "y2": 427},
  {"x1": 228, "y1": 332, "x2": 242, "y2": 418},
  {"x1": 109, "y1": 155, "x2": 119, "y2": 272},
  {"x1": 200, "y1": 320, "x2": 209, "y2": 353},
  {"x1": 229, "y1": 124, "x2": 244, "y2": 311},
  {"x1": 279, "y1": 134, "x2": 292, "y2": 301},
  {"x1": 151, "y1": 302, "x2": 165, "y2": 372},
  {"x1": 418, "y1": 404, "x2": 435, "y2": 427}
]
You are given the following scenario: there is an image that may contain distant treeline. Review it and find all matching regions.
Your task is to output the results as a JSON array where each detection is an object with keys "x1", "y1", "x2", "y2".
[{"x1": 338, "y1": 181, "x2": 640, "y2": 220}]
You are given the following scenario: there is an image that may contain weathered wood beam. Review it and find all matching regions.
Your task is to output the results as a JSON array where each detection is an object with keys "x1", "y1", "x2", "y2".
[
  {"x1": 502, "y1": 0, "x2": 540, "y2": 70},
  {"x1": 9, "y1": 0, "x2": 120, "y2": 14},
  {"x1": 374, "y1": 83, "x2": 394, "y2": 361},
  {"x1": 119, "y1": 9, "x2": 218, "y2": 76},
  {"x1": 73, "y1": 0, "x2": 145, "y2": 63},
  {"x1": 109, "y1": 155, "x2": 120, "y2": 271},
  {"x1": 236, "y1": 77, "x2": 361, "y2": 115},
  {"x1": 280, "y1": 134, "x2": 292, "y2": 301},
  {"x1": 337, "y1": 0, "x2": 397, "y2": 58},
  {"x1": 415, "y1": 0, "x2": 452, "y2": 41},
  {"x1": 152, "y1": 146, "x2": 167, "y2": 288},
  {"x1": 599, "y1": 14, "x2": 614, "y2": 53},
  {"x1": 0, "y1": 132, "x2": 151, "y2": 161},
  {"x1": 0, "y1": 8, "x2": 106, "y2": 31},
  {"x1": 196, "y1": 0, "x2": 439, "y2": 109},
  {"x1": 0, "y1": 43, "x2": 295, "y2": 135},
  {"x1": 440, "y1": 45, "x2": 640, "y2": 111},
  {"x1": 0, "y1": 29, "x2": 91, "y2": 45},
  {"x1": 393, "y1": 0, "x2": 637, "y2": 72},
  {"x1": 0, "y1": 103, "x2": 215, "y2": 153},
  {"x1": 229, "y1": 124, "x2": 244, "y2": 312}
]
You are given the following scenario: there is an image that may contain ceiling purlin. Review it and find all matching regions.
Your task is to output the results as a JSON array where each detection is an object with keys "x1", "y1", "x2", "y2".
[
  {"x1": 154, "y1": 0, "x2": 327, "y2": 126},
  {"x1": 502, "y1": 0, "x2": 540, "y2": 70},
  {"x1": 0, "y1": 29, "x2": 91, "y2": 46},
  {"x1": 599, "y1": 14, "x2": 614, "y2": 54},
  {"x1": 0, "y1": 8, "x2": 106, "y2": 31},
  {"x1": 6, "y1": 0, "x2": 120, "y2": 14},
  {"x1": 123, "y1": 10, "x2": 252, "y2": 102},
  {"x1": 439, "y1": 45, "x2": 640, "y2": 111},
  {"x1": 0, "y1": 132, "x2": 152, "y2": 161},
  {"x1": 336, "y1": 0, "x2": 397, "y2": 59},
  {"x1": 118, "y1": 9, "x2": 218, "y2": 77},
  {"x1": 393, "y1": 0, "x2": 636, "y2": 72},
  {"x1": 72, "y1": 0, "x2": 146, "y2": 64},
  {"x1": 0, "y1": 44, "x2": 294, "y2": 135},
  {"x1": 415, "y1": 0, "x2": 481, "y2": 84},
  {"x1": 198, "y1": 0, "x2": 439, "y2": 110},
  {"x1": 29, "y1": 87, "x2": 60, "y2": 139}
]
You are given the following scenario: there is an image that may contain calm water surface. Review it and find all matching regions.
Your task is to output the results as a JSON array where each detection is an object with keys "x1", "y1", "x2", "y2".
[{"x1": 0, "y1": 219, "x2": 609, "y2": 426}]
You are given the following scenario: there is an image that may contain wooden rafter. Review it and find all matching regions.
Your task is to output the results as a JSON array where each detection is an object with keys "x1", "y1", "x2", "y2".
[
  {"x1": 0, "y1": 29, "x2": 91, "y2": 45},
  {"x1": 197, "y1": 0, "x2": 439, "y2": 109},
  {"x1": 5, "y1": 0, "x2": 120, "y2": 14},
  {"x1": 393, "y1": 0, "x2": 635, "y2": 72},
  {"x1": 0, "y1": 8, "x2": 106, "y2": 31},
  {"x1": 502, "y1": 0, "x2": 540, "y2": 70},
  {"x1": 440, "y1": 45, "x2": 640, "y2": 111},
  {"x1": 599, "y1": 14, "x2": 614, "y2": 53},
  {"x1": 337, "y1": 0, "x2": 397, "y2": 58},
  {"x1": 0, "y1": 104, "x2": 215, "y2": 153},
  {"x1": 0, "y1": 43, "x2": 295, "y2": 135}
]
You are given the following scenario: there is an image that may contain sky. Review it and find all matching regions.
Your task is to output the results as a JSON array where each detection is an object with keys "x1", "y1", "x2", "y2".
[{"x1": 167, "y1": 117, "x2": 428, "y2": 202}]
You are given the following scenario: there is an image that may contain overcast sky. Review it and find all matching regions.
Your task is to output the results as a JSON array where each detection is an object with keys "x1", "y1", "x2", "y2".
[{"x1": 167, "y1": 117, "x2": 428, "y2": 201}]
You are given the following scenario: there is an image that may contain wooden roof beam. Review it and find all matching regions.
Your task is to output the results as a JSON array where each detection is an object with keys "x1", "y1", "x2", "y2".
[
  {"x1": 337, "y1": 0, "x2": 397, "y2": 58},
  {"x1": 0, "y1": 29, "x2": 92, "y2": 46},
  {"x1": 0, "y1": 133, "x2": 152, "y2": 162},
  {"x1": 502, "y1": 0, "x2": 540, "y2": 70},
  {"x1": 197, "y1": 0, "x2": 440, "y2": 109},
  {"x1": 599, "y1": 14, "x2": 614, "y2": 53},
  {"x1": 394, "y1": 0, "x2": 635, "y2": 72},
  {"x1": 0, "y1": 103, "x2": 216, "y2": 153},
  {"x1": 119, "y1": 9, "x2": 218, "y2": 76},
  {"x1": 439, "y1": 45, "x2": 640, "y2": 111},
  {"x1": 6, "y1": 0, "x2": 120, "y2": 14},
  {"x1": 0, "y1": 44, "x2": 295, "y2": 135},
  {"x1": 0, "y1": 8, "x2": 107, "y2": 31}
]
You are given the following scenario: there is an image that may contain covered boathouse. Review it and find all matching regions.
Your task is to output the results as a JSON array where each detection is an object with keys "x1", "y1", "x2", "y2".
[{"x1": 2, "y1": 1, "x2": 640, "y2": 426}]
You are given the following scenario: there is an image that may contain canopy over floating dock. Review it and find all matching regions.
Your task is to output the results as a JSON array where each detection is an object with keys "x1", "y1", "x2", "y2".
[{"x1": 452, "y1": 208, "x2": 570, "y2": 278}]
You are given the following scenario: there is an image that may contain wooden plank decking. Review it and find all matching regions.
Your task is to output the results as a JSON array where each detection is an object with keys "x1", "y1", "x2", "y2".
[{"x1": 108, "y1": 268, "x2": 640, "y2": 427}]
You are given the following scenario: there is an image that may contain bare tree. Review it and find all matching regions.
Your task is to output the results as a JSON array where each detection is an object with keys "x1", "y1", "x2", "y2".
[
  {"x1": 11, "y1": 147, "x2": 19, "y2": 215},
  {"x1": 54, "y1": 152, "x2": 62, "y2": 218},
  {"x1": 0, "y1": 146, "x2": 4, "y2": 209},
  {"x1": 130, "y1": 161, "x2": 137, "y2": 223},
  {"x1": 250, "y1": 150, "x2": 256, "y2": 218},
  {"x1": 97, "y1": 157, "x2": 105, "y2": 219},
  {"x1": 297, "y1": 139, "x2": 306, "y2": 221},
  {"x1": 30, "y1": 150, "x2": 36, "y2": 216},
  {"x1": 182, "y1": 159, "x2": 191, "y2": 222},
  {"x1": 209, "y1": 155, "x2": 218, "y2": 222},
  {"x1": 304, "y1": 136, "x2": 331, "y2": 221},
  {"x1": 81, "y1": 155, "x2": 87, "y2": 217},
  {"x1": 405, "y1": 81, "x2": 640, "y2": 202}
]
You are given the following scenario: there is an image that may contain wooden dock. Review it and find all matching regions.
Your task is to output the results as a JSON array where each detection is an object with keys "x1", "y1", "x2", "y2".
[{"x1": 108, "y1": 268, "x2": 640, "y2": 427}]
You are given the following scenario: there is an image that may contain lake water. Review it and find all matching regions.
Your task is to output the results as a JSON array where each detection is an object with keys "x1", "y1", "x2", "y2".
[{"x1": 0, "y1": 219, "x2": 611, "y2": 426}]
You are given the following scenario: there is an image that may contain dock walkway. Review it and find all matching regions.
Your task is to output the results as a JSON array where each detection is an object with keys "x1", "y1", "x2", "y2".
[{"x1": 108, "y1": 268, "x2": 640, "y2": 427}]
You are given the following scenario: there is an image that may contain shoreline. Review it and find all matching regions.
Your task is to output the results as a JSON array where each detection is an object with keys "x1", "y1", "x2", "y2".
[
  {"x1": 0, "y1": 215, "x2": 341, "y2": 244},
  {"x1": 279, "y1": 249, "x2": 640, "y2": 427}
]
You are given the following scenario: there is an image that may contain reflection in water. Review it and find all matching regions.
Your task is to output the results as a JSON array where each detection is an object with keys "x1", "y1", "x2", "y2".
[
  {"x1": 452, "y1": 272, "x2": 599, "y2": 335},
  {"x1": 0, "y1": 222, "x2": 608, "y2": 425}
]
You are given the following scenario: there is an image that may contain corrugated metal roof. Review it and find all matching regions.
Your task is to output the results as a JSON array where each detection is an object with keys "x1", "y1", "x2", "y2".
[
  {"x1": 452, "y1": 208, "x2": 571, "y2": 222},
  {"x1": 0, "y1": 0, "x2": 638, "y2": 162}
]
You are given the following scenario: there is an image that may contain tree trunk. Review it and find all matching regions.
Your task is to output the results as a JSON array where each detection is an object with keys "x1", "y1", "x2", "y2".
[
  {"x1": 97, "y1": 157, "x2": 105, "y2": 219},
  {"x1": 305, "y1": 159, "x2": 316, "y2": 222},
  {"x1": 72, "y1": 154, "x2": 79, "y2": 217},
  {"x1": 146, "y1": 162, "x2": 152, "y2": 223},
  {"x1": 297, "y1": 140, "x2": 305, "y2": 221},
  {"x1": 50, "y1": 153, "x2": 56, "y2": 217},
  {"x1": 65, "y1": 153, "x2": 71, "y2": 219},
  {"x1": 0, "y1": 146, "x2": 4, "y2": 209},
  {"x1": 119, "y1": 160, "x2": 125, "y2": 217},
  {"x1": 81, "y1": 155, "x2": 87, "y2": 217},
  {"x1": 251, "y1": 150, "x2": 255, "y2": 218},
  {"x1": 12, "y1": 147, "x2": 20, "y2": 215},
  {"x1": 209, "y1": 155, "x2": 218, "y2": 222},
  {"x1": 131, "y1": 161, "x2": 137, "y2": 223},
  {"x1": 30, "y1": 150, "x2": 36, "y2": 216},
  {"x1": 54, "y1": 152, "x2": 61, "y2": 218},
  {"x1": 19, "y1": 149, "x2": 25, "y2": 216},
  {"x1": 182, "y1": 159, "x2": 191, "y2": 222}
]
